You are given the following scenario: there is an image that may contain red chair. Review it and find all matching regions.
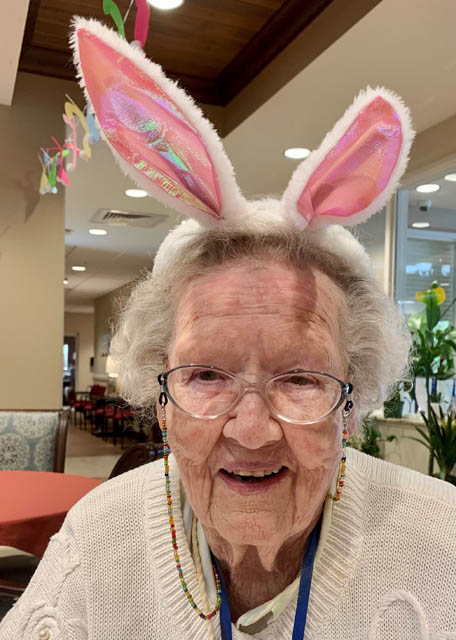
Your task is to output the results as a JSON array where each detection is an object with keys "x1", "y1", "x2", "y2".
[
  {"x1": 82, "y1": 385, "x2": 106, "y2": 429},
  {"x1": 71, "y1": 391, "x2": 89, "y2": 426},
  {"x1": 94, "y1": 401, "x2": 136, "y2": 448}
]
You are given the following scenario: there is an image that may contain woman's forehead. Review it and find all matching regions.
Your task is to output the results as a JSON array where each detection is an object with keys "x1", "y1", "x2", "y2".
[{"x1": 172, "y1": 262, "x2": 346, "y2": 355}]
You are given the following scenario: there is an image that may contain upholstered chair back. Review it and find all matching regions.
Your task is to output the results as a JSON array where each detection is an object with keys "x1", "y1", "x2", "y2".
[{"x1": 0, "y1": 410, "x2": 69, "y2": 473}]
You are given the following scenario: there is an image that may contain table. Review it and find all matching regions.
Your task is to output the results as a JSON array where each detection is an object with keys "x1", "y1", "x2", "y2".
[{"x1": 0, "y1": 471, "x2": 102, "y2": 556}]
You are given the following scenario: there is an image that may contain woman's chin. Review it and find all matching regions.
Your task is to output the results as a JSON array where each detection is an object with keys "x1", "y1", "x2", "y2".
[
  {"x1": 209, "y1": 472, "x2": 294, "y2": 546},
  {"x1": 211, "y1": 515, "x2": 285, "y2": 547}
]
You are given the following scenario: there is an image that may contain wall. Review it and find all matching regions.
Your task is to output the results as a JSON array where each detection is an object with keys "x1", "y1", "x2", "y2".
[
  {"x1": 93, "y1": 281, "x2": 136, "y2": 380},
  {"x1": 0, "y1": 72, "x2": 77, "y2": 409},
  {"x1": 404, "y1": 113, "x2": 456, "y2": 182},
  {"x1": 64, "y1": 312, "x2": 94, "y2": 391}
]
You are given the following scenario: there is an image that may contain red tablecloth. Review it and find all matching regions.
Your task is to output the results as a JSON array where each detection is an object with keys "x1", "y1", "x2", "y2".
[{"x1": 0, "y1": 471, "x2": 102, "y2": 556}]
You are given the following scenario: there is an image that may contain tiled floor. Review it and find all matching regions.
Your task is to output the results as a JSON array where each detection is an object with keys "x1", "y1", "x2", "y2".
[{"x1": 64, "y1": 418, "x2": 123, "y2": 479}]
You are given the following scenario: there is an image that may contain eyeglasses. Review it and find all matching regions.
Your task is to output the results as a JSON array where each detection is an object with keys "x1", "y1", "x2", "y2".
[{"x1": 158, "y1": 365, "x2": 353, "y2": 425}]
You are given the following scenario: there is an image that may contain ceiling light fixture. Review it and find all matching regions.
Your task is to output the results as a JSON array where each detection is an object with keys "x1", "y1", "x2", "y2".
[
  {"x1": 72, "y1": 265, "x2": 86, "y2": 272},
  {"x1": 89, "y1": 228, "x2": 108, "y2": 236},
  {"x1": 125, "y1": 188, "x2": 148, "y2": 198},
  {"x1": 284, "y1": 147, "x2": 310, "y2": 160},
  {"x1": 416, "y1": 184, "x2": 440, "y2": 193},
  {"x1": 412, "y1": 222, "x2": 430, "y2": 229},
  {"x1": 147, "y1": 0, "x2": 184, "y2": 8},
  {"x1": 444, "y1": 173, "x2": 456, "y2": 182}
]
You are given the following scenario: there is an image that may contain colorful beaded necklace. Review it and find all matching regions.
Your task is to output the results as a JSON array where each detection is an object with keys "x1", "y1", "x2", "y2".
[
  {"x1": 160, "y1": 399, "x2": 222, "y2": 621},
  {"x1": 328, "y1": 404, "x2": 351, "y2": 501}
]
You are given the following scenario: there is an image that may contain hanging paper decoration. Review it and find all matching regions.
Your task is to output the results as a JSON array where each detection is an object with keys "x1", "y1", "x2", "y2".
[
  {"x1": 38, "y1": 0, "x2": 151, "y2": 195},
  {"x1": 87, "y1": 109, "x2": 100, "y2": 144},
  {"x1": 103, "y1": 0, "x2": 126, "y2": 39},
  {"x1": 134, "y1": 0, "x2": 150, "y2": 49},
  {"x1": 64, "y1": 95, "x2": 92, "y2": 159},
  {"x1": 38, "y1": 98, "x2": 98, "y2": 195}
]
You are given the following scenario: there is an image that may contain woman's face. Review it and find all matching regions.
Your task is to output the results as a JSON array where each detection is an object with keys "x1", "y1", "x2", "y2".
[{"x1": 165, "y1": 260, "x2": 351, "y2": 550}]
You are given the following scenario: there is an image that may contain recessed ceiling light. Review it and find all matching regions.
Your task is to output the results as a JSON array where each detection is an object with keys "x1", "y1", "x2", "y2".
[
  {"x1": 72, "y1": 265, "x2": 86, "y2": 272},
  {"x1": 89, "y1": 228, "x2": 108, "y2": 236},
  {"x1": 63, "y1": 278, "x2": 68, "y2": 285},
  {"x1": 444, "y1": 173, "x2": 456, "y2": 182},
  {"x1": 147, "y1": 0, "x2": 184, "y2": 9},
  {"x1": 412, "y1": 222, "x2": 430, "y2": 228},
  {"x1": 284, "y1": 147, "x2": 310, "y2": 160},
  {"x1": 125, "y1": 188, "x2": 148, "y2": 198},
  {"x1": 416, "y1": 184, "x2": 440, "y2": 193}
]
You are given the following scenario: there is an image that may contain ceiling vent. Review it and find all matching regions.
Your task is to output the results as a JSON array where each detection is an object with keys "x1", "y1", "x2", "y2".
[{"x1": 90, "y1": 208, "x2": 168, "y2": 228}]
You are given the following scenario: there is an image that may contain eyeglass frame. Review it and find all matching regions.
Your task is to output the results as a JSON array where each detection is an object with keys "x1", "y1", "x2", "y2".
[{"x1": 158, "y1": 364, "x2": 354, "y2": 425}]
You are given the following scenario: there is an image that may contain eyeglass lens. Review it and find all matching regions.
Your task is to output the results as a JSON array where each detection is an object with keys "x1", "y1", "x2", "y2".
[{"x1": 165, "y1": 367, "x2": 343, "y2": 422}]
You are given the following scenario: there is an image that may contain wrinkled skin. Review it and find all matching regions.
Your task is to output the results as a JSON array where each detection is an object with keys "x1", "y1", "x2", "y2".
[{"x1": 162, "y1": 259, "x2": 354, "y2": 619}]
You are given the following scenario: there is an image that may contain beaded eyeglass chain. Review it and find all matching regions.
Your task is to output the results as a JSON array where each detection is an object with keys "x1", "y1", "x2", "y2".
[
  {"x1": 159, "y1": 384, "x2": 222, "y2": 621},
  {"x1": 329, "y1": 397, "x2": 353, "y2": 501}
]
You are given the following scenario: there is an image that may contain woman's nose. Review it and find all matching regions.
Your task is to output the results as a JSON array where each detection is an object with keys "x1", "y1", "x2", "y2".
[{"x1": 222, "y1": 389, "x2": 283, "y2": 449}]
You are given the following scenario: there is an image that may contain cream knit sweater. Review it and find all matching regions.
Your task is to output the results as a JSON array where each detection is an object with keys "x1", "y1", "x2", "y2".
[{"x1": 1, "y1": 448, "x2": 456, "y2": 640}]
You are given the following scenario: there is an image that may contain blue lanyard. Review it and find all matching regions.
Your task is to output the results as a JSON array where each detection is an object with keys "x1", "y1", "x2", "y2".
[{"x1": 212, "y1": 517, "x2": 321, "y2": 640}]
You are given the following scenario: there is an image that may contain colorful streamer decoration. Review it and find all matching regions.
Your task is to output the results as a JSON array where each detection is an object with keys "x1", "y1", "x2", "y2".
[
  {"x1": 134, "y1": 0, "x2": 150, "y2": 49},
  {"x1": 39, "y1": 98, "x2": 98, "y2": 195},
  {"x1": 103, "y1": 0, "x2": 126, "y2": 39},
  {"x1": 39, "y1": 0, "x2": 151, "y2": 195}
]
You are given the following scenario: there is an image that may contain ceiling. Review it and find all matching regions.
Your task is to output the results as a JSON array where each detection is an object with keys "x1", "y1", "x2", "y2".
[
  {"x1": 12, "y1": 0, "x2": 456, "y2": 313},
  {"x1": 407, "y1": 170, "x2": 456, "y2": 233},
  {"x1": 19, "y1": 0, "x2": 343, "y2": 105}
]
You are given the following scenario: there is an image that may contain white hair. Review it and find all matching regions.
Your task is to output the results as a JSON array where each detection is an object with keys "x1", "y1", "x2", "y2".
[{"x1": 110, "y1": 207, "x2": 411, "y2": 423}]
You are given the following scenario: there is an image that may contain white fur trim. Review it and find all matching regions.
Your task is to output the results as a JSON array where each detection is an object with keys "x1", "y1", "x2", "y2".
[
  {"x1": 70, "y1": 17, "x2": 246, "y2": 226},
  {"x1": 282, "y1": 86, "x2": 415, "y2": 229},
  {"x1": 152, "y1": 199, "x2": 375, "y2": 280},
  {"x1": 153, "y1": 219, "x2": 204, "y2": 276}
]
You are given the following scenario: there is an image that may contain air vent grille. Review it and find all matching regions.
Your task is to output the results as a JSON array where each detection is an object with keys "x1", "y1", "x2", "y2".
[{"x1": 90, "y1": 208, "x2": 167, "y2": 228}]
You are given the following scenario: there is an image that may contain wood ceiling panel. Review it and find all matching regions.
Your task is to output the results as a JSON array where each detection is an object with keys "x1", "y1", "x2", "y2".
[
  {"x1": 30, "y1": 0, "x2": 286, "y2": 78},
  {"x1": 18, "y1": 0, "x2": 358, "y2": 105}
]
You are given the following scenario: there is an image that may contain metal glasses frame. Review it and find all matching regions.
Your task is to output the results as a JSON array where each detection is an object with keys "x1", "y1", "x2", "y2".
[{"x1": 158, "y1": 364, "x2": 353, "y2": 425}]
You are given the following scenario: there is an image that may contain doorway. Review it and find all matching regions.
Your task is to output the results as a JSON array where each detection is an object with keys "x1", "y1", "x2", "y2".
[{"x1": 63, "y1": 335, "x2": 77, "y2": 405}]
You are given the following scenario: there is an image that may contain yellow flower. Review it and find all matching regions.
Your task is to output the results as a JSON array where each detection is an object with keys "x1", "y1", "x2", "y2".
[{"x1": 416, "y1": 287, "x2": 446, "y2": 305}]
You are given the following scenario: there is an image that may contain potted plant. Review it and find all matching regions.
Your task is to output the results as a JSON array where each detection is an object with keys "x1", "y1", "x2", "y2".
[
  {"x1": 407, "y1": 281, "x2": 456, "y2": 475},
  {"x1": 383, "y1": 383, "x2": 404, "y2": 419},
  {"x1": 408, "y1": 405, "x2": 456, "y2": 485},
  {"x1": 349, "y1": 413, "x2": 396, "y2": 459}
]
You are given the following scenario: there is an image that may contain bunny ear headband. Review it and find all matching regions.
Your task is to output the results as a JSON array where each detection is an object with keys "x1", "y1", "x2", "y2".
[{"x1": 71, "y1": 17, "x2": 414, "y2": 274}]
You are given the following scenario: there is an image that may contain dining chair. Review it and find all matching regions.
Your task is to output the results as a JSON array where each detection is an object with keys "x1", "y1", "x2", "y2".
[
  {"x1": 108, "y1": 442, "x2": 164, "y2": 479},
  {"x1": 0, "y1": 409, "x2": 69, "y2": 473},
  {"x1": 0, "y1": 550, "x2": 40, "y2": 620}
]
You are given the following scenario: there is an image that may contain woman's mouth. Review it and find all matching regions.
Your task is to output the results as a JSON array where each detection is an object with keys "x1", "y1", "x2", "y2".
[
  {"x1": 219, "y1": 466, "x2": 288, "y2": 493},
  {"x1": 221, "y1": 467, "x2": 286, "y2": 483}
]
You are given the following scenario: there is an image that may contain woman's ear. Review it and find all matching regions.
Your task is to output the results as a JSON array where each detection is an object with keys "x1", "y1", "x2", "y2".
[
  {"x1": 156, "y1": 401, "x2": 163, "y2": 429},
  {"x1": 345, "y1": 406, "x2": 358, "y2": 439}
]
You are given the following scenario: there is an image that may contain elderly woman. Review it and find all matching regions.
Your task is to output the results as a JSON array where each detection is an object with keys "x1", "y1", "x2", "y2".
[{"x1": 2, "y1": 18, "x2": 456, "y2": 640}]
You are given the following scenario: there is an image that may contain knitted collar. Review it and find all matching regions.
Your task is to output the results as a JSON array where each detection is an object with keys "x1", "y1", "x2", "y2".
[{"x1": 145, "y1": 450, "x2": 364, "y2": 638}]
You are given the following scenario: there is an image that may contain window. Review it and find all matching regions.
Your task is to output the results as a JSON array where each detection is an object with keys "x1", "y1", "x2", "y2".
[{"x1": 395, "y1": 169, "x2": 456, "y2": 323}]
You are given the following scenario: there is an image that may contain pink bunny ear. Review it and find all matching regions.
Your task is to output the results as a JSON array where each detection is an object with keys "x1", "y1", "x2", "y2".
[
  {"x1": 282, "y1": 87, "x2": 414, "y2": 229},
  {"x1": 70, "y1": 17, "x2": 244, "y2": 224}
]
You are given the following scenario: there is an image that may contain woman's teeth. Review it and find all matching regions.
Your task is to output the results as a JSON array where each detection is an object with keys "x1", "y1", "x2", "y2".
[
  {"x1": 224, "y1": 467, "x2": 285, "y2": 482},
  {"x1": 233, "y1": 468, "x2": 282, "y2": 477}
]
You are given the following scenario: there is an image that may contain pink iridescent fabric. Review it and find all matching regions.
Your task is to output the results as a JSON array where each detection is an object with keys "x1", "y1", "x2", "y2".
[
  {"x1": 77, "y1": 29, "x2": 222, "y2": 219},
  {"x1": 297, "y1": 96, "x2": 402, "y2": 222}
]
